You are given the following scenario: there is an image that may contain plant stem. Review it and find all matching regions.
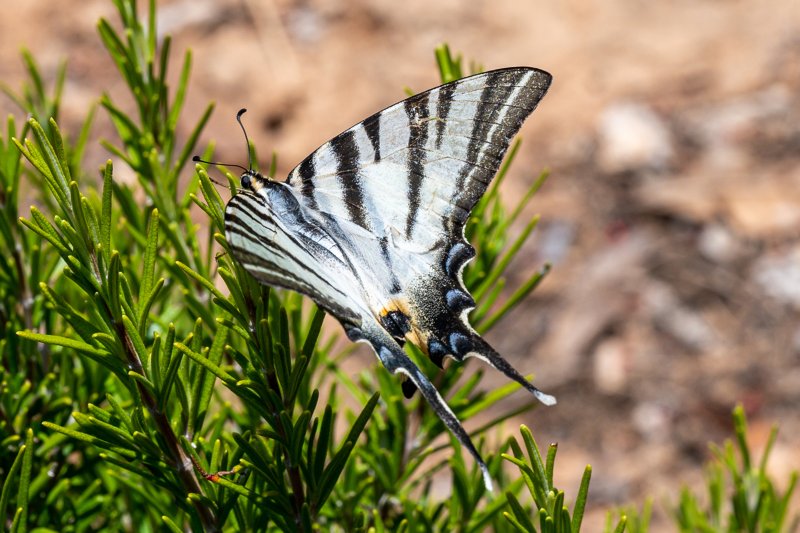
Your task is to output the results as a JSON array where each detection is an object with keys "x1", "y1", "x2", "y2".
[
  {"x1": 115, "y1": 319, "x2": 218, "y2": 531},
  {"x1": 266, "y1": 370, "x2": 307, "y2": 530}
]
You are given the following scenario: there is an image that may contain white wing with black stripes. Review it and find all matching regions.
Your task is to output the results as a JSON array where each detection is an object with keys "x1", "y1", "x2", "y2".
[{"x1": 224, "y1": 68, "x2": 553, "y2": 491}]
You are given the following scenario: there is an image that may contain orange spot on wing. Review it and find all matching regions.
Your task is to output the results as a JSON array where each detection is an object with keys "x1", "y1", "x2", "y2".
[{"x1": 378, "y1": 297, "x2": 430, "y2": 353}]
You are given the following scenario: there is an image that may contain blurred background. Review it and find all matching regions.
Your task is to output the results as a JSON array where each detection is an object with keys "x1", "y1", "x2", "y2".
[{"x1": 2, "y1": 0, "x2": 798, "y2": 529}]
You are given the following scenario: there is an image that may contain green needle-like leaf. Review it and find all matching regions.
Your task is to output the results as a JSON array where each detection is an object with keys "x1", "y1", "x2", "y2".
[
  {"x1": 139, "y1": 208, "x2": 159, "y2": 314},
  {"x1": 16, "y1": 430, "x2": 34, "y2": 531},
  {"x1": 505, "y1": 491, "x2": 536, "y2": 532},
  {"x1": 572, "y1": 466, "x2": 592, "y2": 533},
  {"x1": 190, "y1": 322, "x2": 228, "y2": 434},
  {"x1": 315, "y1": 393, "x2": 379, "y2": 508},
  {"x1": 174, "y1": 342, "x2": 236, "y2": 386},
  {"x1": 16, "y1": 330, "x2": 108, "y2": 358}
]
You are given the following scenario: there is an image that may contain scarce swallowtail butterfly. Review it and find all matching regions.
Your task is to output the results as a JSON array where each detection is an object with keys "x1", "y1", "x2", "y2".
[{"x1": 214, "y1": 67, "x2": 554, "y2": 491}]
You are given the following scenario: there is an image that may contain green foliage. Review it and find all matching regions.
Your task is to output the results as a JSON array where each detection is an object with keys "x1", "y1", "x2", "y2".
[
  {"x1": 2, "y1": 3, "x2": 796, "y2": 532},
  {"x1": 501, "y1": 426, "x2": 590, "y2": 532},
  {"x1": 675, "y1": 405, "x2": 798, "y2": 533},
  {"x1": 500, "y1": 425, "x2": 629, "y2": 533}
]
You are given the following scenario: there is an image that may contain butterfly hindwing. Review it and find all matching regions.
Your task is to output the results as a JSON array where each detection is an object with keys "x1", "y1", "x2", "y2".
[{"x1": 345, "y1": 320, "x2": 494, "y2": 489}]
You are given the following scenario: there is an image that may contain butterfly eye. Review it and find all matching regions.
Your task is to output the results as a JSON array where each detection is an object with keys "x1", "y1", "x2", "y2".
[{"x1": 241, "y1": 174, "x2": 252, "y2": 189}]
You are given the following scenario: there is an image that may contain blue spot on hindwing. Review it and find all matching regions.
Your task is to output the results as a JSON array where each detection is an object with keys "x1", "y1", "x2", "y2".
[
  {"x1": 444, "y1": 242, "x2": 476, "y2": 278},
  {"x1": 449, "y1": 332, "x2": 473, "y2": 358},
  {"x1": 345, "y1": 326, "x2": 363, "y2": 342},
  {"x1": 427, "y1": 339, "x2": 448, "y2": 368},
  {"x1": 445, "y1": 289, "x2": 475, "y2": 311}
]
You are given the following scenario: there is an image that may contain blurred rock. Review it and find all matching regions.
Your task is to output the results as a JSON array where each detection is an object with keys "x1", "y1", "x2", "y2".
[
  {"x1": 644, "y1": 282, "x2": 716, "y2": 351},
  {"x1": 631, "y1": 402, "x2": 671, "y2": 441},
  {"x1": 157, "y1": 0, "x2": 224, "y2": 38},
  {"x1": 534, "y1": 220, "x2": 576, "y2": 265},
  {"x1": 751, "y1": 246, "x2": 800, "y2": 309},
  {"x1": 596, "y1": 102, "x2": 674, "y2": 174},
  {"x1": 593, "y1": 337, "x2": 629, "y2": 394},
  {"x1": 285, "y1": 3, "x2": 326, "y2": 44},
  {"x1": 721, "y1": 174, "x2": 800, "y2": 238},
  {"x1": 632, "y1": 174, "x2": 718, "y2": 223},
  {"x1": 683, "y1": 85, "x2": 793, "y2": 170},
  {"x1": 697, "y1": 223, "x2": 742, "y2": 263}
]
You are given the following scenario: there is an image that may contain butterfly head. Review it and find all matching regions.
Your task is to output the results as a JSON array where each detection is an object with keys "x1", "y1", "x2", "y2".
[{"x1": 240, "y1": 169, "x2": 270, "y2": 193}]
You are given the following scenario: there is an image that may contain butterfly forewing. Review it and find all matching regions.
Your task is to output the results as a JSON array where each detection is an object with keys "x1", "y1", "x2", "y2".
[
  {"x1": 287, "y1": 68, "x2": 551, "y2": 249},
  {"x1": 224, "y1": 67, "x2": 553, "y2": 490}
]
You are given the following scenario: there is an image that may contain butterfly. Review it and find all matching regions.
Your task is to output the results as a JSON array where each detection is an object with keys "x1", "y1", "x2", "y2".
[{"x1": 216, "y1": 67, "x2": 553, "y2": 490}]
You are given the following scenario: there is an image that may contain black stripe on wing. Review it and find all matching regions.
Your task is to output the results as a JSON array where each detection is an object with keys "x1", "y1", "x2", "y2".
[
  {"x1": 434, "y1": 81, "x2": 456, "y2": 149},
  {"x1": 447, "y1": 68, "x2": 551, "y2": 238},
  {"x1": 403, "y1": 97, "x2": 429, "y2": 239},
  {"x1": 330, "y1": 130, "x2": 370, "y2": 230},
  {"x1": 362, "y1": 113, "x2": 382, "y2": 162},
  {"x1": 297, "y1": 156, "x2": 318, "y2": 209}
]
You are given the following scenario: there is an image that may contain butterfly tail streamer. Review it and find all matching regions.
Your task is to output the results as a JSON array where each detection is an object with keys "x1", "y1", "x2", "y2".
[
  {"x1": 353, "y1": 322, "x2": 494, "y2": 491},
  {"x1": 408, "y1": 275, "x2": 556, "y2": 406},
  {"x1": 467, "y1": 333, "x2": 557, "y2": 406}
]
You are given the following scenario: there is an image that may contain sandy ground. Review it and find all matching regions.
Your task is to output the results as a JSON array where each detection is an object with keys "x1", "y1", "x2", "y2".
[{"x1": 2, "y1": 0, "x2": 800, "y2": 530}]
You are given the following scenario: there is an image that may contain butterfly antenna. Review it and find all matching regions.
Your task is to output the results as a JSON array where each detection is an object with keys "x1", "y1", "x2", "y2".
[
  {"x1": 236, "y1": 108, "x2": 254, "y2": 172},
  {"x1": 192, "y1": 155, "x2": 248, "y2": 174},
  {"x1": 191, "y1": 108, "x2": 255, "y2": 177}
]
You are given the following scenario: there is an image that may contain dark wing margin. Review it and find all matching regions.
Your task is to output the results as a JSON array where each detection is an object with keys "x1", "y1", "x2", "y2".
[
  {"x1": 408, "y1": 271, "x2": 557, "y2": 406},
  {"x1": 434, "y1": 68, "x2": 551, "y2": 240}
]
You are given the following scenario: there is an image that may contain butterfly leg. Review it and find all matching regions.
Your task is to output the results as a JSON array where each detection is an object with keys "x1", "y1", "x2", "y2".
[{"x1": 346, "y1": 322, "x2": 494, "y2": 491}]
